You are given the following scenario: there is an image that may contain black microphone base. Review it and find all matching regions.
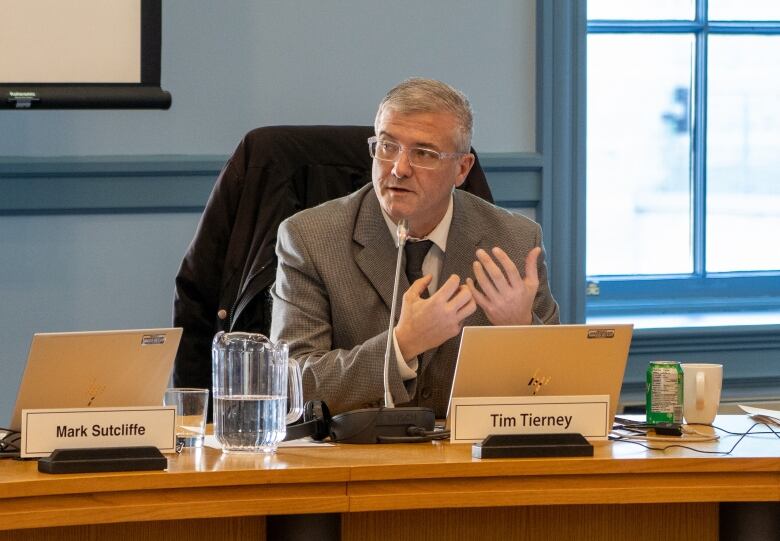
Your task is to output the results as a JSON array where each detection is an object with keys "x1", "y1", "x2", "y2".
[{"x1": 329, "y1": 407, "x2": 435, "y2": 444}]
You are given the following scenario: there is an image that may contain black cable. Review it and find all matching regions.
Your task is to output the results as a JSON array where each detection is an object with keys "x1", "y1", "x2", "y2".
[
  {"x1": 612, "y1": 423, "x2": 649, "y2": 435},
  {"x1": 377, "y1": 426, "x2": 450, "y2": 443},
  {"x1": 0, "y1": 428, "x2": 21, "y2": 453},
  {"x1": 0, "y1": 429, "x2": 21, "y2": 459},
  {"x1": 376, "y1": 426, "x2": 450, "y2": 443},
  {"x1": 377, "y1": 434, "x2": 447, "y2": 443},
  {"x1": 614, "y1": 419, "x2": 780, "y2": 438},
  {"x1": 407, "y1": 426, "x2": 449, "y2": 438},
  {"x1": 692, "y1": 421, "x2": 780, "y2": 437},
  {"x1": 614, "y1": 417, "x2": 780, "y2": 437},
  {"x1": 610, "y1": 422, "x2": 775, "y2": 455}
]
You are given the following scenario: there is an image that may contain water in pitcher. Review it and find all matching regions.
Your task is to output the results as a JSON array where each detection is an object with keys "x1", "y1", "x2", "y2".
[{"x1": 214, "y1": 394, "x2": 286, "y2": 452}]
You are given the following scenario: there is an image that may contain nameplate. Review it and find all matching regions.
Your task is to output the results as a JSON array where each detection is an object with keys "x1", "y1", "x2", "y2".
[
  {"x1": 21, "y1": 406, "x2": 176, "y2": 458},
  {"x1": 449, "y1": 395, "x2": 610, "y2": 444}
]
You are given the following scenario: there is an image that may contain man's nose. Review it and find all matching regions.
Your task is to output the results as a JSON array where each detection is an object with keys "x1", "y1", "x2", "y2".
[{"x1": 391, "y1": 149, "x2": 413, "y2": 178}]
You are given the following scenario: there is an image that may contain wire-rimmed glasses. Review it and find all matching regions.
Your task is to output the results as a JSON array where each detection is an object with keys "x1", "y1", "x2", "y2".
[{"x1": 367, "y1": 136, "x2": 465, "y2": 170}]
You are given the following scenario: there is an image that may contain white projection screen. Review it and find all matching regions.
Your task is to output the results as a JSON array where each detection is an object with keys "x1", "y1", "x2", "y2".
[{"x1": 0, "y1": 0, "x2": 170, "y2": 109}]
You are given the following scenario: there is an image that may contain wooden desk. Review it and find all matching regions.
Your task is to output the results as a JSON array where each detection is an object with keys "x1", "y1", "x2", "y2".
[{"x1": 1, "y1": 416, "x2": 778, "y2": 540}]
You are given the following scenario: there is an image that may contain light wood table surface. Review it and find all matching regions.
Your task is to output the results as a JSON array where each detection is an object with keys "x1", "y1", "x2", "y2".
[{"x1": 1, "y1": 415, "x2": 778, "y2": 540}]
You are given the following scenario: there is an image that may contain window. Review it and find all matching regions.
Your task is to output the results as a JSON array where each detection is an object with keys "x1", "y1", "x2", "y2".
[{"x1": 586, "y1": 1, "x2": 780, "y2": 327}]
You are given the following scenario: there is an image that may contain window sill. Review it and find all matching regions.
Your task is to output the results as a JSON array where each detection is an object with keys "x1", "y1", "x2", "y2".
[{"x1": 587, "y1": 310, "x2": 780, "y2": 330}]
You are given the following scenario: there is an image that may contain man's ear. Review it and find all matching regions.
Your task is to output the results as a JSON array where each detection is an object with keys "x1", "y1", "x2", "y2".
[{"x1": 454, "y1": 153, "x2": 476, "y2": 188}]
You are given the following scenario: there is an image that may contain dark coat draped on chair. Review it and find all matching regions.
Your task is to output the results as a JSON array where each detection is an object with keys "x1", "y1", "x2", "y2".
[{"x1": 172, "y1": 125, "x2": 492, "y2": 397}]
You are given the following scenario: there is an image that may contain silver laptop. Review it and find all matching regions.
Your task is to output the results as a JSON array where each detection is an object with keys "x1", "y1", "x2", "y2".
[
  {"x1": 9, "y1": 328, "x2": 182, "y2": 431},
  {"x1": 447, "y1": 324, "x2": 633, "y2": 428}
]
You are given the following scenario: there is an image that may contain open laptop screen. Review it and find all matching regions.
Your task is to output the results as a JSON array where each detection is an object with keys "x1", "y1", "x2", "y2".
[
  {"x1": 447, "y1": 324, "x2": 633, "y2": 428},
  {"x1": 9, "y1": 328, "x2": 181, "y2": 431}
]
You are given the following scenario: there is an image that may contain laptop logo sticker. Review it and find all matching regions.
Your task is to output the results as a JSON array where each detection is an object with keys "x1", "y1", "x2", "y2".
[
  {"x1": 85, "y1": 380, "x2": 107, "y2": 406},
  {"x1": 527, "y1": 369, "x2": 552, "y2": 395},
  {"x1": 141, "y1": 334, "x2": 166, "y2": 345},
  {"x1": 587, "y1": 328, "x2": 615, "y2": 339}
]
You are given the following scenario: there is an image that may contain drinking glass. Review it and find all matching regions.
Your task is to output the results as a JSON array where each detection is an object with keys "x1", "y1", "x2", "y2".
[{"x1": 163, "y1": 387, "x2": 209, "y2": 448}]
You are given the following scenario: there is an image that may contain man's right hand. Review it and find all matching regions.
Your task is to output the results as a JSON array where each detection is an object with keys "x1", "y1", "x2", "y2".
[{"x1": 395, "y1": 274, "x2": 476, "y2": 360}]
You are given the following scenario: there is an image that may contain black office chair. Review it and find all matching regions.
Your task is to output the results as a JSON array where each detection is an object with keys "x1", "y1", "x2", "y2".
[{"x1": 172, "y1": 125, "x2": 493, "y2": 393}]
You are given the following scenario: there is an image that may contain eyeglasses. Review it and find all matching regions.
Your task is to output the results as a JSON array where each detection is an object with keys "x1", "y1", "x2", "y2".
[{"x1": 367, "y1": 136, "x2": 464, "y2": 170}]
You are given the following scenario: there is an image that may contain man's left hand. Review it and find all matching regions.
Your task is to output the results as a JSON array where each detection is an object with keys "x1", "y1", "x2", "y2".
[{"x1": 466, "y1": 246, "x2": 540, "y2": 326}]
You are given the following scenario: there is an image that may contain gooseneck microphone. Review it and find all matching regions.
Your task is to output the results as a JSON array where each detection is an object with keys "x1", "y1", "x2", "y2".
[
  {"x1": 318, "y1": 217, "x2": 442, "y2": 443},
  {"x1": 382, "y1": 218, "x2": 409, "y2": 408}
]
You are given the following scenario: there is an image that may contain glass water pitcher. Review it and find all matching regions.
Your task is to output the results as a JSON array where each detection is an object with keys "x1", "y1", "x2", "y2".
[{"x1": 211, "y1": 331, "x2": 303, "y2": 453}]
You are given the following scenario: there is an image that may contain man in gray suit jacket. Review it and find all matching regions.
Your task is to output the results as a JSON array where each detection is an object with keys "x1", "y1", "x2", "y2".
[{"x1": 271, "y1": 78, "x2": 559, "y2": 418}]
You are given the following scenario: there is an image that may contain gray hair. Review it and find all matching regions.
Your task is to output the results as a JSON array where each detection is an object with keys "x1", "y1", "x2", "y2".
[{"x1": 374, "y1": 78, "x2": 473, "y2": 152}]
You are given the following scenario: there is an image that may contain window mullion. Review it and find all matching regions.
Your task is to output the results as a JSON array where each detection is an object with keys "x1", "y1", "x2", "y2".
[
  {"x1": 697, "y1": 0, "x2": 707, "y2": 22},
  {"x1": 692, "y1": 18, "x2": 708, "y2": 277}
]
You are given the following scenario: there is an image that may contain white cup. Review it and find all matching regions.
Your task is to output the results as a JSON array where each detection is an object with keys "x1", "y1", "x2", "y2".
[{"x1": 681, "y1": 364, "x2": 723, "y2": 425}]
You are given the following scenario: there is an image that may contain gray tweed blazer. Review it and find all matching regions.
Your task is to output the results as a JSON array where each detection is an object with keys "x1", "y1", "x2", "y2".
[{"x1": 270, "y1": 183, "x2": 559, "y2": 417}]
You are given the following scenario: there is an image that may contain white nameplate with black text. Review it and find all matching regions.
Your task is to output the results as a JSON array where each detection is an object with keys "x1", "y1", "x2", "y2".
[
  {"x1": 21, "y1": 406, "x2": 176, "y2": 458},
  {"x1": 450, "y1": 395, "x2": 610, "y2": 444}
]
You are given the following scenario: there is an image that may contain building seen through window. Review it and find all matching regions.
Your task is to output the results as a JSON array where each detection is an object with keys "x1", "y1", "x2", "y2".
[{"x1": 586, "y1": 1, "x2": 780, "y2": 326}]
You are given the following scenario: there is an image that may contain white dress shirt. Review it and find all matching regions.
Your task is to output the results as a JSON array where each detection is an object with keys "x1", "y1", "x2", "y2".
[{"x1": 380, "y1": 195, "x2": 454, "y2": 380}]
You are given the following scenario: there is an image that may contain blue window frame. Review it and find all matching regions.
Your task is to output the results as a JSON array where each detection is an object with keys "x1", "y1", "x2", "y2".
[{"x1": 586, "y1": 2, "x2": 780, "y2": 326}]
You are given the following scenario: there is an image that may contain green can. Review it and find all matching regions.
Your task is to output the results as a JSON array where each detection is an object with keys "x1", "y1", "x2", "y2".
[{"x1": 646, "y1": 360, "x2": 684, "y2": 425}]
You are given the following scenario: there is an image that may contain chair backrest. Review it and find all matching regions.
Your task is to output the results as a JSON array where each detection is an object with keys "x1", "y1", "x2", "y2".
[
  {"x1": 172, "y1": 125, "x2": 493, "y2": 397},
  {"x1": 242, "y1": 125, "x2": 492, "y2": 208}
]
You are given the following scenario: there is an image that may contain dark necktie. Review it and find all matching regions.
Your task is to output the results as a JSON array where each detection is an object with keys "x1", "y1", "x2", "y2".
[{"x1": 405, "y1": 240, "x2": 433, "y2": 298}]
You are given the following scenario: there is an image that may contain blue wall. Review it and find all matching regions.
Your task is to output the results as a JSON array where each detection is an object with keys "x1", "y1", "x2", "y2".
[
  {"x1": 1, "y1": 0, "x2": 537, "y2": 157},
  {"x1": 0, "y1": 1, "x2": 538, "y2": 424}
]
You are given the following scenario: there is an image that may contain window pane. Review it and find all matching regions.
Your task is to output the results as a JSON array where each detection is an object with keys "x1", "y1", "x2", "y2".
[
  {"x1": 587, "y1": 34, "x2": 694, "y2": 276},
  {"x1": 709, "y1": 1, "x2": 780, "y2": 21},
  {"x1": 707, "y1": 36, "x2": 780, "y2": 272},
  {"x1": 588, "y1": 0, "x2": 694, "y2": 21}
]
